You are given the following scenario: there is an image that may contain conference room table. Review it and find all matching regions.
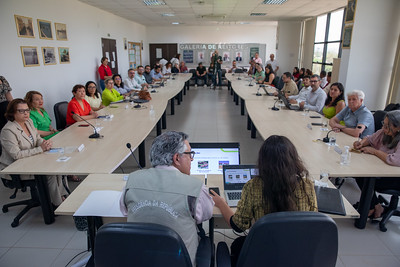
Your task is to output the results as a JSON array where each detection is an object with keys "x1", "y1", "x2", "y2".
[
  {"x1": 225, "y1": 73, "x2": 399, "y2": 229},
  {"x1": 1, "y1": 73, "x2": 191, "y2": 225},
  {"x1": 55, "y1": 173, "x2": 358, "y2": 253}
]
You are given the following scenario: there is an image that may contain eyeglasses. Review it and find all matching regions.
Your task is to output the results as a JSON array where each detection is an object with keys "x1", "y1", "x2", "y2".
[
  {"x1": 88, "y1": 86, "x2": 96, "y2": 89},
  {"x1": 17, "y1": 109, "x2": 30, "y2": 114},
  {"x1": 182, "y1": 151, "x2": 195, "y2": 159},
  {"x1": 115, "y1": 78, "x2": 121, "y2": 80},
  {"x1": 381, "y1": 121, "x2": 390, "y2": 130},
  {"x1": 310, "y1": 80, "x2": 319, "y2": 83}
]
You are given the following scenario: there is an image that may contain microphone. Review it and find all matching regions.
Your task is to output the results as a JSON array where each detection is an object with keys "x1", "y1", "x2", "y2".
[
  {"x1": 71, "y1": 111, "x2": 102, "y2": 139},
  {"x1": 323, "y1": 130, "x2": 335, "y2": 143},
  {"x1": 271, "y1": 99, "x2": 280, "y2": 111},
  {"x1": 126, "y1": 143, "x2": 142, "y2": 169},
  {"x1": 256, "y1": 87, "x2": 262, "y2": 96}
]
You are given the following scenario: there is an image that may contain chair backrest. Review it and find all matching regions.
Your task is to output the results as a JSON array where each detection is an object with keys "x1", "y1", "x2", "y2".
[
  {"x1": 237, "y1": 211, "x2": 338, "y2": 267},
  {"x1": 189, "y1": 68, "x2": 196, "y2": 78},
  {"x1": 273, "y1": 75, "x2": 282, "y2": 89},
  {"x1": 94, "y1": 222, "x2": 192, "y2": 267},
  {"x1": 235, "y1": 69, "x2": 244, "y2": 73},
  {"x1": 373, "y1": 110, "x2": 387, "y2": 132},
  {"x1": 53, "y1": 101, "x2": 68, "y2": 131}
]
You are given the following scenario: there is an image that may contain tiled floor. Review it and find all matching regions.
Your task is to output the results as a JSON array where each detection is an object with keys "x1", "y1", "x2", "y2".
[{"x1": 0, "y1": 86, "x2": 399, "y2": 266}]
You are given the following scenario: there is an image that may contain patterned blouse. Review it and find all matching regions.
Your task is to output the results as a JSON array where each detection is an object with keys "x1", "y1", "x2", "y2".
[{"x1": 0, "y1": 76, "x2": 12, "y2": 103}]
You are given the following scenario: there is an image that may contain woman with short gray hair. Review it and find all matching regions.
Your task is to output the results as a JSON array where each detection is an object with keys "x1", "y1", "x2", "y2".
[{"x1": 353, "y1": 110, "x2": 400, "y2": 218}]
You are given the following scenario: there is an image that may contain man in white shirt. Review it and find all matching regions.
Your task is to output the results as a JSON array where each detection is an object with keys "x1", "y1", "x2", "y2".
[
  {"x1": 134, "y1": 65, "x2": 149, "y2": 88},
  {"x1": 299, "y1": 75, "x2": 327, "y2": 113},
  {"x1": 266, "y1": 53, "x2": 279, "y2": 74},
  {"x1": 320, "y1": 70, "x2": 328, "y2": 88},
  {"x1": 288, "y1": 75, "x2": 312, "y2": 104},
  {"x1": 124, "y1": 68, "x2": 142, "y2": 91}
]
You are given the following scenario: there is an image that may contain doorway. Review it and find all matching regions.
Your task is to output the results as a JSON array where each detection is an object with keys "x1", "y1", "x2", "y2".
[
  {"x1": 101, "y1": 38, "x2": 118, "y2": 75},
  {"x1": 149, "y1": 43, "x2": 177, "y2": 67}
]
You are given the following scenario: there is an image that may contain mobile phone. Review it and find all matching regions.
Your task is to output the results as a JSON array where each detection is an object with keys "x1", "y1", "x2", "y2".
[
  {"x1": 311, "y1": 123, "x2": 323, "y2": 126},
  {"x1": 310, "y1": 116, "x2": 321, "y2": 118},
  {"x1": 209, "y1": 187, "x2": 220, "y2": 196},
  {"x1": 78, "y1": 124, "x2": 89, "y2": 127}
]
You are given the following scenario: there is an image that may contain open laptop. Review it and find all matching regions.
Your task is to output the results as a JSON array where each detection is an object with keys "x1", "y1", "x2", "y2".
[
  {"x1": 259, "y1": 84, "x2": 276, "y2": 96},
  {"x1": 314, "y1": 186, "x2": 346, "y2": 216},
  {"x1": 278, "y1": 91, "x2": 301, "y2": 110},
  {"x1": 223, "y1": 165, "x2": 258, "y2": 207}
]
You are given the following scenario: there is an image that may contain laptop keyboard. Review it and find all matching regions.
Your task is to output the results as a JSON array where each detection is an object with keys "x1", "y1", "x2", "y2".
[{"x1": 227, "y1": 192, "x2": 242, "y2": 200}]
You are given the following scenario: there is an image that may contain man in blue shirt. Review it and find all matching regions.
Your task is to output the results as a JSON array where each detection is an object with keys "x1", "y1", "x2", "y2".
[
  {"x1": 329, "y1": 90, "x2": 375, "y2": 138},
  {"x1": 151, "y1": 66, "x2": 163, "y2": 81}
]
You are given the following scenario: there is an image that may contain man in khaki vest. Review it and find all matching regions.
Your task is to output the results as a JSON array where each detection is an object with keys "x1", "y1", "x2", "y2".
[{"x1": 120, "y1": 131, "x2": 214, "y2": 265}]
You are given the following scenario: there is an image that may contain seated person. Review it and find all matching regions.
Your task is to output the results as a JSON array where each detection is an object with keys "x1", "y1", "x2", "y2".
[
  {"x1": 293, "y1": 67, "x2": 300, "y2": 82},
  {"x1": 299, "y1": 75, "x2": 327, "y2": 113},
  {"x1": 353, "y1": 110, "x2": 400, "y2": 218},
  {"x1": 254, "y1": 64, "x2": 265, "y2": 84},
  {"x1": 134, "y1": 66, "x2": 149, "y2": 87},
  {"x1": 102, "y1": 78, "x2": 124, "y2": 106},
  {"x1": 298, "y1": 67, "x2": 305, "y2": 81},
  {"x1": 322, "y1": 82, "x2": 346, "y2": 119},
  {"x1": 143, "y1": 65, "x2": 153, "y2": 84},
  {"x1": 228, "y1": 60, "x2": 237, "y2": 73},
  {"x1": 210, "y1": 135, "x2": 317, "y2": 265},
  {"x1": 329, "y1": 90, "x2": 375, "y2": 138},
  {"x1": 0, "y1": 99, "x2": 68, "y2": 207},
  {"x1": 162, "y1": 62, "x2": 172, "y2": 75},
  {"x1": 85, "y1": 81, "x2": 104, "y2": 111},
  {"x1": 180, "y1": 61, "x2": 188, "y2": 73},
  {"x1": 207, "y1": 62, "x2": 216, "y2": 89},
  {"x1": 195, "y1": 62, "x2": 207, "y2": 87},
  {"x1": 323, "y1": 71, "x2": 332, "y2": 92},
  {"x1": 288, "y1": 75, "x2": 311, "y2": 104},
  {"x1": 320, "y1": 70, "x2": 328, "y2": 88},
  {"x1": 124, "y1": 69, "x2": 142, "y2": 91},
  {"x1": 247, "y1": 60, "x2": 256, "y2": 76},
  {"x1": 171, "y1": 63, "x2": 180, "y2": 73},
  {"x1": 120, "y1": 131, "x2": 214, "y2": 265},
  {"x1": 66, "y1": 84, "x2": 98, "y2": 126},
  {"x1": 274, "y1": 72, "x2": 298, "y2": 96},
  {"x1": 25, "y1": 91, "x2": 58, "y2": 140},
  {"x1": 263, "y1": 65, "x2": 276, "y2": 86},
  {"x1": 151, "y1": 66, "x2": 163, "y2": 82},
  {"x1": 113, "y1": 74, "x2": 133, "y2": 97}
]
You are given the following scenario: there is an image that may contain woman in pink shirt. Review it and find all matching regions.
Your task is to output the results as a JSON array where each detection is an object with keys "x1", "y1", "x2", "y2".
[{"x1": 353, "y1": 110, "x2": 400, "y2": 218}]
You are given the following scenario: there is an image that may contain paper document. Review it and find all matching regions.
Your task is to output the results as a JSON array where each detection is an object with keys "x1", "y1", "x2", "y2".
[{"x1": 74, "y1": 190, "x2": 125, "y2": 217}]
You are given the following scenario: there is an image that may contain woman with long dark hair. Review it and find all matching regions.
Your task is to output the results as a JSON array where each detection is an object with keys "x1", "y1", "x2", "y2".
[
  {"x1": 211, "y1": 135, "x2": 317, "y2": 263},
  {"x1": 322, "y1": 82, "x2": 346, "y2": 119}
]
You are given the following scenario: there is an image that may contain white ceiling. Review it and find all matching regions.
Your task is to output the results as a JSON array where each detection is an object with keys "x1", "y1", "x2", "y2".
[{"x1": 79, "y1": 0, "x2": 347, "y2": 26}]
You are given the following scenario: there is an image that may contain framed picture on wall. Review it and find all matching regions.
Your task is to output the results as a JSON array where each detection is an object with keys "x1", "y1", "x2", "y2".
[
  {"x1": 342, "y1": 25, "x2": 353, "y2": 49},
  {"x1": 345, "y1": 0, "x2": 357, "y2": 23},
  {"x1": 58, "y1": 47, "x2": 70, "y2": 63},
  {"x1": 14, "y1": 15, "x2": 35, "y2": 38},
  {"x1": 37, "y1": 19, "x2": 53, "y2": 39},
  {"x1": 55, "y1": 23, "x2": 68, "y2": 41},
  {"x1": 21, "y1": 46, "x2": 39, "y2": 67},
  {"x1": 42, "y1": 47, "x2": 57, "y2": 65}
]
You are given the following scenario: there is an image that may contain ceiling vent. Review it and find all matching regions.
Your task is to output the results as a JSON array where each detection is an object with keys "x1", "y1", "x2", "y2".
[
  {"x1": 262, "y1": 0, "x2": 287, "y2": 5},
  {"x1": 143, "y1": 0, "x2": 166, "y2": 6}
]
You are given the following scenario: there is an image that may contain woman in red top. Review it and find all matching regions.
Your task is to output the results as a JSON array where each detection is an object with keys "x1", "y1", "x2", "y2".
[
  {"x1": 66, "y1": 84, "x2": 98, "y2": 126},
  {"x1": 98, "y1": 57, "x2": 113, "y2": 91}
]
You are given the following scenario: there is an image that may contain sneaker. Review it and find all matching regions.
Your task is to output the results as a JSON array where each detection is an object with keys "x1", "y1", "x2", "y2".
[
  {"x1": 194, "y1": 84, "x2": 197, "y2": 87},
  {"x1": 210, "y1": 85, "x2": 214, "y2": 89},
  {"x1": 203, "y1": 84, "x2": 207, "y2": 88}
]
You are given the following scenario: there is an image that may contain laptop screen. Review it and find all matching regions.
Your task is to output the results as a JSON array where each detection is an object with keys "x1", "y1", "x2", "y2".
[
  {"x1": 223, "y1": 165, "x2": 258, "y2": 190},
  {"x1": 190, "y1": 142, "x2": 240, "y2": 175}
]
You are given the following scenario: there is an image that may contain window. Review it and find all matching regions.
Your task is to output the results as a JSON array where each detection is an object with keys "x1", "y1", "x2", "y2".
[{"x1": 312, "y1": 9, "x2": 344, "y2": 74}]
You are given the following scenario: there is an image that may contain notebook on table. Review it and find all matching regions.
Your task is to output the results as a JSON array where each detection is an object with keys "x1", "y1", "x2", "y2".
[
  {"x1": 314, "y1": 185, "x2": 346, "y2": 216},
  {"x1": 223, "y1": 165, "x2": 258, "y2": 207}
]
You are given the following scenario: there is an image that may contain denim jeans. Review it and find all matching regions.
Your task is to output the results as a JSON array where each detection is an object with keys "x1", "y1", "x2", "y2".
[
  {"x1": 195, "y1": 75, "x2": 207, "y2": 85},
  {"x1": 207, "y1": 73, "x2": 216, "y2": 86},
  {"x1": 216, "y1": 69, "x2": 222, "y2": 86}
]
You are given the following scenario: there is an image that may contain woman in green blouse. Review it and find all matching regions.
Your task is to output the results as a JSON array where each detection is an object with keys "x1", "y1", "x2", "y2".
[
  {"x1": 101, "y1": 78, "x2": 124, "y2": 106},
  {"x1": 25, "y1": 91, "x2": 58, "y2": 140},
  {"x1": 323, "y1": 82, "x2": 346, "y2": 119}
]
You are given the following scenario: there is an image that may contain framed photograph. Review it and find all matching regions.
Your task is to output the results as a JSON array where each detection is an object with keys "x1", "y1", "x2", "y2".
[
  {"x1": 55, "y1": 23, "x2": 68, "y2": 40},
  {"x1": 342, "y1": 25, "x2": 353, "y2": 49},
  {"x1": 42, "y1": 47, "x2": 57, "y2": 65},
  {"x1": 345, "y1": 0, "x2": 357, "y2": 23},
  {"x1": 21, "y1": 46, "x2": 39, "y2": 67},
  {"x1": 58, "y1": 47, "x2": 70, "y2": 63},
  {"x1": 37, "y1": 19, "x2": 53, "y2": 39},
  {"x1": 14, "y1": 15, "x2": 35, "y2": 38}
]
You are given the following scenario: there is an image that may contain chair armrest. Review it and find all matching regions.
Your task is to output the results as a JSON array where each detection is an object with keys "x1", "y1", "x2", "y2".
[
  {"x1": 196, "y1": 236, "x2": 212, "y2": 267},
  {"x1": 216, "y1": 242, "x2": 231, "y2": 267}
]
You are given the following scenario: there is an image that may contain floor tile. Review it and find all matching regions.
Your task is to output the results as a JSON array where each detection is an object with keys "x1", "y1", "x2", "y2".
[
  {"x1": 0, "y1": 247, "x2": 9, "y2": 260},
  {"x1": 64, "y1": 231, "x2": 88, "y2": 250},
  {"x1": 336, "y1": 257, "x2": 345, "y2": 267},
  {"x1": 340, "y1": 255, "x2": 400, "y2": 267},
  {"x1": 0, "y1": 248, "x2": 61, "y2": 267},
  {"x1": 51, "y1": 249, "x2": 91, "y2": 267}
]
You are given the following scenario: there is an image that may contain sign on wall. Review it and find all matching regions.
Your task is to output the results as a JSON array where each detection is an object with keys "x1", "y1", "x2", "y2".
[{"x1": 178, "y1": 43, "x2": 266, "y2": 67}]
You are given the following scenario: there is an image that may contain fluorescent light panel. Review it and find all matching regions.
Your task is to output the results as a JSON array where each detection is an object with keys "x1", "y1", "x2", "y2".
[
  {"x1": 250, "y1": 13, "x2": 267, "y2": 16},
  {"x1": 262, "y1": 0, "x2": 287, "y2": 4},
  {"x1": 162, "y1": 13, "x2": 175, "y2": 16},
  {"x1": 143, "y1": 0, "x2": 166, "y2": 6}
]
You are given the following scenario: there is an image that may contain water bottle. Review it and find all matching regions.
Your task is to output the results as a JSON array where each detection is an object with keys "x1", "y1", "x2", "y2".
[
  {"x1": 340, "y1": 146, "x2": 351, "y2": 165},
  {"x1": 149, "y1": 105, "x2": 155, "y2": 120}
]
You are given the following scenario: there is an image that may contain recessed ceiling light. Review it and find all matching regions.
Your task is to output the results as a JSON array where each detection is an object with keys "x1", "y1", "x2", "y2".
[
  {"x1": 143, "y1": 0, "x2": 166, "y2": 6},
  {"x1": 240, "y1": 22, "x2": 251, "y2": 24},
  {"x1": 162, "y1": 13, "x2": 175, "y2": 17},
  {"x1": 250, "y1": 13, "x2": 267, "y2": 16},
  {"x1": 262, "y1": 0, "x2": 287, "y2": 4},
  {"x1": 172, "y1": 22, "x2": 180, "y2": 24}
]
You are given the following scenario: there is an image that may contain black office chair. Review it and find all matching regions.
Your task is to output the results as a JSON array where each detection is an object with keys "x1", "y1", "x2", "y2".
[
  {"x1": 87, "y1": 222, "x2": 212, "y2": 267},
  {"x1": 216, "y1": 211, "x2": 338, "y2": 267},
  {"x1": 189, "y1": 69, "x2": 197, "y2": 86},
  {"x1": 1, "y1": 175, "x2": 40, "y2": 227},
  {"x1": 375, "y1": 189, "x2": 400, "y2": 232},
  {"x1": 53, "y1": 101, "x2": 68, "y2": 131},
  {"x1": 274, "y1": 75, "x2": 283, "y2": 89},
  {"x1": 234, "y1": 69, "x2": 244, "y2": 74}
]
